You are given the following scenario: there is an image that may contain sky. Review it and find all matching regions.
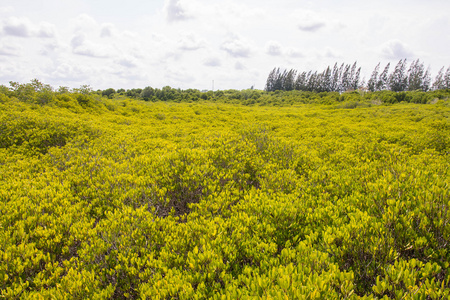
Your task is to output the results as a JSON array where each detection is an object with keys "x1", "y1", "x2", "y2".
[{"x1": 0, "y1": 0, "x2": 449, "y2": 91}]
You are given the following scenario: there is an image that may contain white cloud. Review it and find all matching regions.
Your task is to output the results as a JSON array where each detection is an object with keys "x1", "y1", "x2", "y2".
[
  {"x1": 116, "y1": 56, "x2": 138, "y2": 68},
  {"x1": 294, "y1": 10, "x2": 327, "y2": 32},
  {"x1": 235, "y1": 61, "x2": 245, "y2": 70},
  {"x1": 264, "y1": 41, "x2": 305, "y2": 59},
  {"x1": 70, "y1": 32, "x2": 114, "y2": 58},
  {"x1": 298, "y1": 22, "x2": 325, "y2": 32},
  {"x1": 2, "y1": 16, "x2": 56, "y2": 38},
  {"x1": 100, "y1": 23, "x2": 116, "y2": 38},
  {"x1": 204, "y1": 57, "x2": 221, "y2": 67},
  {"x1": 36, "y1": 22, "x2": 56, "y2": 38},
  {"x1": 0, "y1": 42, "x2": 21, "y2": 56},
  {"x1": 2, "y1": 16, "x2": 31, "y2": 37},
  {"x1": 221, "y1": 36, "x2": 252, "y2": 58},
  {"x1": 0, "y1": 60, "x2": 24, "y2": 82},
  {"x1": 162, "y1": 50, "x2": 182, "y2": 62},
  {"x1": 127, "y1": 44, "x2": 146, "y2": 60},
  {"x1": 286, "y1": 47, "x2": 304, "y2": 58},
  {"x1": 70, "y1": 33, "x2": 85, "y2": 48},
  {"x1": 265, "y1": 41, "x2": 282, "y2": 56},
  {"x1": 0, "y1": 6, "x2": 14, "y2": 15},
  {"x1": 165, "y1": 0, "x2": 192, "y2": 23},
  {"x1": 177, "y1": 33, "x2": 206, "y2": 51},
  {"x1": 323, "y1": 47, "x2": 342, "y2": 58},
  {"x1": 49, "y1": 62, "x2": 94, "y2": 83},
  {"x1": 48, "y1": 61, "x2": 128, "y2": 89},
  {"x1": 73, "y1": 14, "x2": 98, "y2": 32},
  {"x1": 39, "y1": 41, "x2": 62, "y2": 56},
  {"x1": 381, "y1": 39, "x2": 414, "y2": 59},
  {"x1": 164, "y1": 66, "x2": 196, "y2": 85}
]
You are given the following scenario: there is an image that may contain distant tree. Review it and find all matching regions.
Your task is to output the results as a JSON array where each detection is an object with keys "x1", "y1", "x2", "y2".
[
  {"x1": 265, "y1": 68, "x2": 300, "y2": 92},
  {"x1": 8, "y1": 79, "x2": 54, "y2": 104},
  {"x1": 389, "y1": 59, "x2": 408, "y2": 92},
  {"x1": 377, "y1": 63, "x2": 390, "y2": 91},
  {"x1": 283, "y1": 69, "x2": 297, "y2": 91},
  {"x1": 432, "y1": 66, "x2": 450, "y2": 90},
  {"x1": 125, "y1": 88, "x2": 142, "y2": 98},
  {"x1": 358, "y1": 77, "x2": 366, "y2": 90},
  {"x1": 314, "y1": 72, "x2": 324, "y2": 92},
  {"x1": 273, "y1": 69, "x2": 285, "y2": 91},
  {"x1": 422, "y1": 67, "x2": 431, "y2": 92},
  {"x1": 159, "y1": 86, "x2": 178, "y2": 101},
  {"x1": 432, "y1": 67, "x2": 445, "y2": 90},
  {"x1": 444, "y1": 67, "x2": 450, "y2": 89},
  {"x1": 140, "y1": 86, "x2": 155, "y2": 100},
  {"x1": 265, "y1": 68, "x2": 275, "y2": 91},
  {"x1": 102, "y1": 88, "x2": 116, "y2": 98},
  {"x1": 340, "y1": 64, "x2": 351, "y2": 92},
  {"x1": 320, "y1": 66, "x2": 332, "y2": 92},
  {"x1": 295, "y1": 71, "x2": 308, "y2": 91},
  {"x1": 30, "y1": 78, "x2": 53, "y2": 92},
  {"x1": 74, "y1": 84, "x2": 93, "y2": 95},
  {"x1": 264, "y1": 59, "x2": 439, "y2": 94},
  {"x1": 58, "y1": 86, "x2": 70, "y2": 94},
  {"x1": 265, "y1": 68, "x2": 282, "y2": 92},
  {"x1": 407, "y1": 59, "x2": 426, "y2": 91},
  {"x1": 367, "y1": 63, "x2": 380, "y2": 92},
  {"x1": 351, "y1": 63, "x2": 361, "y2": 90},
  {"x1": 337, "y1": 63, "x2": 345, "y2": 92},
  {"x1": 330, "y1": 63, "x2": 341, "y2": 92},
  {"x1": 306, "y1": 71, "x2": 319, "y2": 92},
  {"x1": 348, "y1": 62, "x2": 357, "y2": 90}
]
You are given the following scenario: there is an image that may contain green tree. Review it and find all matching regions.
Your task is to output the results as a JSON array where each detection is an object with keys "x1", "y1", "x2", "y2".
[
  {"x1": 295, "y1": 71, "x2": 307, "y2": 91},
  {"x1": 340, "y1": 64, "x2": 351, "y2": 92},
  {"x1": 102, "y1": 88, "x2": 116, "y2": 99},
  {"x1": 306, "y1": 71, "x2": 319, "y2": 92},
  {"x1": 265, "y1": 68, "x2": 281, "y2": 92},
  {"x1": 73, "y1": 84, "x2": 93, "y2": 95},
  {"x1": 58, "y1": 86, "x2": 70, "y2": 94},
  {"x1": 422, "y1": 67, "x2": 431, "y2": 92},
  {"x1": 350, "y1": 63, "x2": 361, "y2": 90},
  {"x1": 389, "y1": 59, "x2": 408, "y2": 92},
  {"x1": 377, "y1": 63, "x2": 390, "y2": 91},
  {"x1": 432, "y1": 67, "x2": 445, "y2": 90},
  {"x1": 407, "y1": 59, "x2": 426, "y2": 91},
  {"x1": 444, "y1": 66, "x2": 450, "y2": 89},
  {"x1": 330, "y1": 63, "x2": 341, "y2": 92},
  {"x1": 126, "y1": 88, "x2": 143, "y2": 98},
  {"x1": 282, "y1": 69, "x2": 297, "y2": 91},
  {"x1": 140, "y1": 86, "x2": 155, "y2": 100},
  {"x1": 367, "y1": 63, "x2": 380, "y2": 92},
  {"x1": 320, "y1": 66, "x2": 332, "y2": 92}
]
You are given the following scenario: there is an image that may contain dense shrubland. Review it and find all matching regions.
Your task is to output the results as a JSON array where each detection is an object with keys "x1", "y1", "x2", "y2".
[
  {"x1": 0, "y1": 83, "x2": 449, "y2": 298},
  {"x1": 101, "y1": 86, "x2": 450, "y2": 107}
]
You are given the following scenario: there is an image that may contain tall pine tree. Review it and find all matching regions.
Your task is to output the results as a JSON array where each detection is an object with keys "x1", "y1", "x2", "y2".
[
  {"x1": 432, "y1": 67, "x2": 445, "y2": 90},
  {"x1": 377, "y1": 63, "x2": 390, "y2": 91},
  {"x1": 389, "y1": 59, "x2": 408, "y2": 92},
  {"x1": 407, "y1": 59, "x2": 425, "y2": 91},
  {"x1": 367, "y1": 63, "x2": 380, "y2": 92},
  {"x1": 444, "y1": 67, "x2": 450, "y2": 90}
]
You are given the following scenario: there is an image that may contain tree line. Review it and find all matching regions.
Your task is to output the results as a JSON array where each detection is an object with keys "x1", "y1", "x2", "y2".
[{"x1": 265, "y1": 59, "x2": 450, "y2": 92}]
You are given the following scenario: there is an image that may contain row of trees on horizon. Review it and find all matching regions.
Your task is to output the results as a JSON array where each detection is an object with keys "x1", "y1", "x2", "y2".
[{"x1": 265, "y1": 59, "x2": 450, "y2": 93}]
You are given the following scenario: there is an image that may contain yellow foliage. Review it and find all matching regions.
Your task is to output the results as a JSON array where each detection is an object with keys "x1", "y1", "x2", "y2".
[{"x1": 0, "y1": 90, "x2": 449, "y2": 298}]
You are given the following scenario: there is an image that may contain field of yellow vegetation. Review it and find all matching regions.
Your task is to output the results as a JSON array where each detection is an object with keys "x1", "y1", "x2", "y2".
[{"x1": 0, "y1": 85, "x2": 449, "y2": 299}]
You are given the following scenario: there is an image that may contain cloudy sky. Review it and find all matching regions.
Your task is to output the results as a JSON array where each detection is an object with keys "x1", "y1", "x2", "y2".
[{"x1": 0, "y1": 0, "x2": 449, "y2": 91}]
